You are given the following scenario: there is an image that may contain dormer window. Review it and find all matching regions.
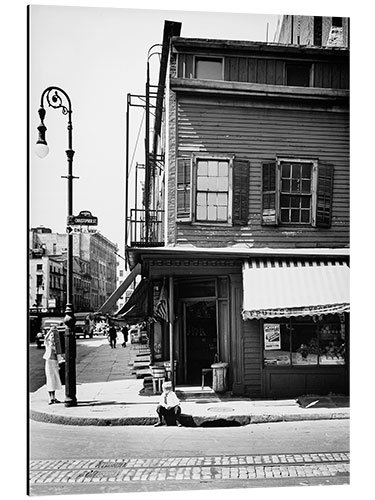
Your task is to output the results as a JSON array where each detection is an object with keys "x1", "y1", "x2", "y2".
[{"x1": 195, "y1": 57, "x2": 223, "y2": 80}]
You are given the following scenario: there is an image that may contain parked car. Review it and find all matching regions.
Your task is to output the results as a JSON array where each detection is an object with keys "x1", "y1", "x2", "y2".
[{"x1": 74, "y1": 312, "x2": 94, "y2": 338}]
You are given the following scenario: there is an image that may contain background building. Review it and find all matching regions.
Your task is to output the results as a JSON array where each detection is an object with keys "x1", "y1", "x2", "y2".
[
  {"x1": 276, "y1": 14, "x2": 349, "y2": 48},
  {"x1": 29, "y1": 226, "x2": 118, "y2": 314}
]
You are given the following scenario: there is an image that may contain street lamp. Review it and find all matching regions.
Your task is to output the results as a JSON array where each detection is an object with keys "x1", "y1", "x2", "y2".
[{"x1": 35, "y1": 86, "x2": 77, "y2": 407}]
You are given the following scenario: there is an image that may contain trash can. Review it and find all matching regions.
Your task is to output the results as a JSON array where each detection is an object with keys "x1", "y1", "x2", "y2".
[{"x1": 211, "y1": 362, "x2": 228, "y2": 392}]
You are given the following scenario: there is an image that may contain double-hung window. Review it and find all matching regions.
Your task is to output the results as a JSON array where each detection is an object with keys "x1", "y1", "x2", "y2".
[
  {"x1": 262, "y1": 157, "x2": 333, "y2": 227},
  {"x1": 280, "y1": 161, "x2": 313, "y2": 224},
  {"x1": 196, "y1": 159, "x2": 230, "y2": 222},
  {"x1": 176, "y1": 155, "x2": 249, "y2": 225}
]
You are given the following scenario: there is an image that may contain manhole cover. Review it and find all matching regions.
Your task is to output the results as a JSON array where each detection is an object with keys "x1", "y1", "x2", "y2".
[{"x1": 207, "y1": 407, "x2": 234, "y2": 412}]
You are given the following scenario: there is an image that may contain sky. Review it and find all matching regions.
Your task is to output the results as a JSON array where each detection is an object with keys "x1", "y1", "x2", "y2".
[{"x1": 29, "y1": 5, "x2": 282, "y2": 254}]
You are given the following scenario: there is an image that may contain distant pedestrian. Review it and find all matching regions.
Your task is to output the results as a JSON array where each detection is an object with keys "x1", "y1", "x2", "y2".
[
  {"x1": 108, "y1": 325, "x2": 117, "y2": 348},
  {"x1": 154, "y1": 381, "x2": 182, "y2": 427},
  {"x1": 43, "y1": 326, "x2": 64, "y2": 405},
  {"x1": 121, "y1": 324, "x2": 129, "y2": 347}
]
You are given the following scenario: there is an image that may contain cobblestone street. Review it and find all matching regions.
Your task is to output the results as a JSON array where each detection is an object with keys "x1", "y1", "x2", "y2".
[{"x1": 30, "y1": 452, "x2": 349, "y2": 485}]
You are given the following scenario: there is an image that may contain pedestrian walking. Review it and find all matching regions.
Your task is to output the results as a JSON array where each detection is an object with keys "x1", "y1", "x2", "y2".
[
  {"x1": 108, "y1": 325, "x2": 117, "y2": 348},
  {"x1": 43, "y1": 326, "x2": 64, "y2": 405},
  {"x1": 121, "y1": 324, "x2": 129, "y2": 347},
  {"x1": 154, "y1": 381, "x2": 182, "y2": 427}
]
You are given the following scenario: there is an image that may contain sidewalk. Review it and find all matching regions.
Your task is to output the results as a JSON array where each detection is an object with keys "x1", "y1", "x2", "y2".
[{"x1": 30, "y1": 338, "x2": 350, "y2": 426}]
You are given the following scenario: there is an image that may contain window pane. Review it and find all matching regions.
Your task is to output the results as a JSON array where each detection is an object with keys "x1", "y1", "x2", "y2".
[
  {"x1": 301, "y1": 197, "x2": 310, "y2": 208},
  {"x1": 217, "y1": 193, "x2": 227, "y2": 206},
  {"x1": 197, "y1": 176, "x2": 208, "y2": 190},
  {"x1": 301, "y1": 180, "x2": 311, "y2": 193},
  {"x1": 301, "y1": 164, "x2": 312, "y2": 178},
  {"x1": 301, "y1": 210, "x2": 310, "y2": 223},
  {"x1": 217, "y1": 176, "x2": 228, "y2": 191},
  {"x1": 281, "y1": 209, "x2": 289, "y2": 222},
  {"x1": 207, "y1": 205, "x2": 216, "y2": 220},
  {"x1": 281, "y1": 163, "x2": 290, "y2": 177},
  {"x1": 291, "y1": 209, "x2": 300, "y2": 222},
  {"x1": 291, "y1": 195, "x2": 300, "y2": 208},
  {"x1": 218, "y1": 161, "x2": 228, "y2": 177},
  {"x1": 217, "y1": 206, "x2": 227, "y2": 220},
  {"x1": 280, "y1": 194, "x2": 290, "y2": 208},
  {"x1": 207, "y1": 177, "x2": 217, "y2": 191},
  {"x1": 196, "y1": 192, "x2": 206, "y2": 206},
  {"x1": 196, "y1": 205, "x2": 207, "y2": 220},
  {"x1": 281, "y1": 179, "x2": 290, "y2": 192},
  {"x1": 291, "y1": 164, "x2": 301, "y2": 178},
  {"x1": 291, "y1": 180, "x2": 300, "y2": 192},
  {"x1": 207, "y1": 161, "x2": 218, "y2": 177},
  {"x1": 207, "y1": 192, "x2": 216, "y2": 205},
  {"x1": 197, "y1": 161, "x2": 208, "y2": 176}
]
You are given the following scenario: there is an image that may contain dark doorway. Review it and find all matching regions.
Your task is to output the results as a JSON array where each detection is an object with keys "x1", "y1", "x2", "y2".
[{"x1": 184, "y1": 300, "x2": 217, "y2": 385}]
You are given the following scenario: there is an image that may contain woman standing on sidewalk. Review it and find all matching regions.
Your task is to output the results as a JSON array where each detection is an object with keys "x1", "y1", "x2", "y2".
[{"x1": 43, "y1": 326, "x2": 64, "y2": 404}]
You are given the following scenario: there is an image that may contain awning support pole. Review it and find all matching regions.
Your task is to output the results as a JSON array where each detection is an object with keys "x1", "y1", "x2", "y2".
[{"x1": 169, "y1": 276, "x2": 175, "y2": 389}]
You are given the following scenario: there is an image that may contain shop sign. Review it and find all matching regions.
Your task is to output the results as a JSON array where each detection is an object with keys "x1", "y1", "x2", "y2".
[{"x1": 264, "y1": 323, "x2": 281, "y2": 350}]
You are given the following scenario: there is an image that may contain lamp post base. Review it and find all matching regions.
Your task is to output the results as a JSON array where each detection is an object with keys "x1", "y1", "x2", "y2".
[{"x1": 64, "y1": 397, "x2": 77, "y2": 408}]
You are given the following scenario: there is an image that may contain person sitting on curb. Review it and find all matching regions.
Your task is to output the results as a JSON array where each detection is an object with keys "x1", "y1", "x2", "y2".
[{"x1": 154, "y1": 381, "x2": 182, "y2": 427}]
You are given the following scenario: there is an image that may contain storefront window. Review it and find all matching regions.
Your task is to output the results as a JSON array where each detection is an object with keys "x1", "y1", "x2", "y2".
[
  {"x1": 318, "y1": 320, "x2": 346, "y2": 365},
  {"x1": 291, "y1": 320, "x2": 318, "y2": 365},
  {"x1": 263, "y1": 315, "x2": 347, "y2": 367}
]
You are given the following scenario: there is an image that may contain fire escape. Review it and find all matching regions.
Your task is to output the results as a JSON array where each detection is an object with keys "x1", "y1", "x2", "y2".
[{"x1": 125, "y1": 21, "x2": 181, "y2": 257}]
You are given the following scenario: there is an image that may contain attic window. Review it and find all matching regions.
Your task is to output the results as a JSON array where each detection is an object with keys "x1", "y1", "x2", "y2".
[
  {"x1": 195, "y1": 57, "x2": 223, "y2": 80},
  {"x1": 286, "y1": 63, "x2": 311, "y2": 87}
]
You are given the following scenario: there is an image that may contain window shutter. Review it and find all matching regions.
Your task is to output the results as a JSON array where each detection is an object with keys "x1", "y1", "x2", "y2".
[
  {"x1": 176, "y1": 157, "x2": 191, "y2": 221},
  {"x1": 232, "y1": 159, "x2": 249, "y2": 225},
  {"x1": 261, "y1": 161, "x2": 278, "y2": 225},
  {"x1": 314, "y1": 164, "x2": 333, "y2": 227}
]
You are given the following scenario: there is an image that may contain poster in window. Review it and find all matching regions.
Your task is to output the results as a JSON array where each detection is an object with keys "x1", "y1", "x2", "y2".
[{"x1": 264, "y1": 324, "x2": 281, "y2": 350}]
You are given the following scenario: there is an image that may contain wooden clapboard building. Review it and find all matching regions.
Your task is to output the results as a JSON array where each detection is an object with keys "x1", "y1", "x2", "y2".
[{"x1": 123, "y1": 20, "x2": 350, "y2": 398}]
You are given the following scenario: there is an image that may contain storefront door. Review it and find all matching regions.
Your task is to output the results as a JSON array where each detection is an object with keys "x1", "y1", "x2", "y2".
[{"x1": 183, "y1": 300, "x2": 217, "y2": 385}]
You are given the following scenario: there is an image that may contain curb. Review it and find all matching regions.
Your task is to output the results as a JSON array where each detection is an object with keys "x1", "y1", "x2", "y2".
[{"x1": 29, "y1": 408, "x2": 349, "y2": 427}]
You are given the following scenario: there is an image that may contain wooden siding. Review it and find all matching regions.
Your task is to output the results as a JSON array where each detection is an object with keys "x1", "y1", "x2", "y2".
[
  {"x1": 242, "y1": 319, "x2": 262, "y2": 396},
  {"x1": 177, "y1": 53, "x2": 349, "y2": 89},
  {"x1": 174, "y1": 96, "x2": 349, "y2": 248}
]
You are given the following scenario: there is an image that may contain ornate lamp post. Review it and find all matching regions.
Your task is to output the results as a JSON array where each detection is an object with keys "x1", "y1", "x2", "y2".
[{"x1": 35, "y1": 86, "x2": 77, "y2": 407}]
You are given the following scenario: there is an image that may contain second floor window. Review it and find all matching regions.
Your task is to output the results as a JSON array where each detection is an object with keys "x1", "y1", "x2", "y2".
[
  {"x1": 196, "y1": 159, "x2": 230, "y2": 222},
  {"x1": 262, "y1": 158, "x2": 333, "y2": 227},
  {"x1": 177, "y1": 155, "x2": 249, "y2": 225},
  {"x1": 280, "y1": 162, "x2": 313, "y2": 224}
]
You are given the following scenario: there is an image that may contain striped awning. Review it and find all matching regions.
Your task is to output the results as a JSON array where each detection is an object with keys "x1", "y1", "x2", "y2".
[
  {"x1": 115, "y1": 278, "x2": 150, "y2": 320},
  {"x1": 242, "y1": 259, "x2": 350, "y2": 320}
]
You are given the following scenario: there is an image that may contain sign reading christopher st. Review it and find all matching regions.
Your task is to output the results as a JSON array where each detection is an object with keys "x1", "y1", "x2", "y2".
[{"x1": 68, "y1": 210, "x2": 98, "y2": 226}]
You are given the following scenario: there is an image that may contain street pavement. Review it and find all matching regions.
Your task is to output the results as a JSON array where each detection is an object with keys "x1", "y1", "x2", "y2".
[{"x1": 29, "y1": 336, "x2": 350, "y2": 427}]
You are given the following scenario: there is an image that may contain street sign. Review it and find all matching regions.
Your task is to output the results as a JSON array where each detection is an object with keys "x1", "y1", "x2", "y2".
[
  {"x1": 67, "y1": 226, "x2": 98, "y2": 234},
  {"x1": 68, "y1": 210, "x2": 98, "y2": 226}
]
